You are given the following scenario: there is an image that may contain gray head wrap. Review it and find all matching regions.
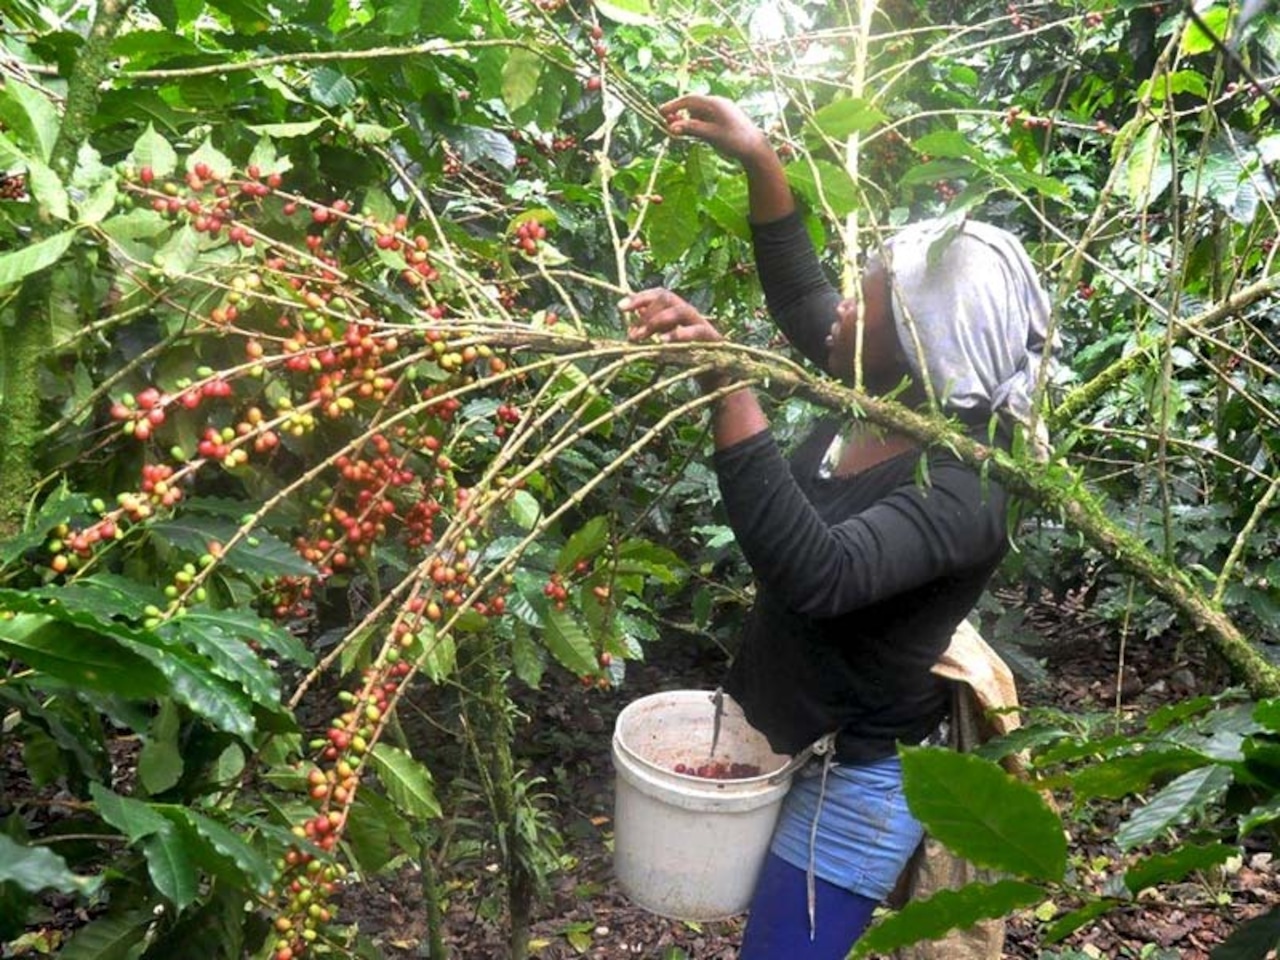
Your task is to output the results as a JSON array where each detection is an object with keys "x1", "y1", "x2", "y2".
[{"x1": 883, "y1": 218, "x2": 1055, "y2": 448}]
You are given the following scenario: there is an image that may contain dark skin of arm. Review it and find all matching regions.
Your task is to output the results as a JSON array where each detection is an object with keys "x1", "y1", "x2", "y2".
[{"x1": 621, "y1": 96, "x2": 793, "y2": 452}]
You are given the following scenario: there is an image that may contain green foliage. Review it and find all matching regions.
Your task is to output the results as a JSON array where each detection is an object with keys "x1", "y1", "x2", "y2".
[
  {"x1": 1116, "y1": 765, "x2": 1235, "y2": 850},
  {"x1": 900, "y1": 746, "x2": 1066, "y2": 881},
  {"x1": 0, "y1": 230, "x2": 78, "y2": 284},
  {"x1": 851, "y1": 879, "x2": 1043, "y2": 957},
  {"x1": 876, "y1": 681, "x2": 1280, "y2": 952},
  {"x1": 368, "y1": 745, "x2": 443, "y2": 821},
  {"x1": 0, "y1": 835, "x2": 100, "y2": 897},
  {"x1": 56, "y1": 911, "x2": 155, "y2": 960},
  {"x1": 1123, "y1": 841, "x2": 1237, "y2": 896},
  {"x1": 1211, "y1": 907, "x2": 1280, "y2": 959}
]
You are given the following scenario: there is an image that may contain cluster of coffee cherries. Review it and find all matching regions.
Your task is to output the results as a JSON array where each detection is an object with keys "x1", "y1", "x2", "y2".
[
  {"x1": 271, "y1": 650, "x2": 418, "y2": 960},
  {"x1": 267, "y1": 851, "x2": 345, "y2": 960},
  {"x1": 110, "y1": 381, "x2": 231, "y2": 442},
  {"x1": 1003, "y1": 106, "x2": 1054, "y2": 132},
  {"x1": 290, "y1": 433, "x2": 416, "y2": 574},
  {"x1": 588, "y1": 23, "x2": 607, "y2": 60},
  {"x1": 265, "y1": 576, "x2": 315, "y2": 622},
  {"x1": 1006, "y1": 2, "x2": 1036, "y2": 32},
  {"x1": 686, "y1": 34, "x2": 746, "y2": 73},
  {"x1": 42, "y1": 457, "x2": 192, "y2": 575},
  {"x1": 1, "y1": 172, "x2": 28, "y2": 201},
  {"x1": 136, "y1": 161, "x2": 280, "y2": 243},
  {"x1": 44, "y1": 509, "x2": 116, "y2": 575},
  {"x1": 512, "y1": 219, "x2": 548, "y2": 255},
  {"x1": 493, "y1": 402, "x2": 522, "y2": 439},
  {"x1": 577, "y1": 650, "x2": 615, "y2": 691},
  {"x1": 542, "y1": 571, "x2": 569, "y2": 609}
]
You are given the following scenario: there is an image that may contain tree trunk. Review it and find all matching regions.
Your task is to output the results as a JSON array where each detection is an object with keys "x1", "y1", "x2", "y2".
[
  {"x1": 0, "y1": 0, "x2": 134, "y2": 535},
  {"x1": 463, "y1": 630, "x2": 535, "y2": 960},
  {"x1": 418, "y1": 838, "x2": 450, "y2": 960}
]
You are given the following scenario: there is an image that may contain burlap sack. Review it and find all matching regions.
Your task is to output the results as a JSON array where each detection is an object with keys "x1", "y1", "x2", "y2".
[
  {"x1": 932, "y1": 619, "x2": 1021, "y2": 742},
  {"x1": 888, "y1": 620, "x2": 1022, "y2": 960}
]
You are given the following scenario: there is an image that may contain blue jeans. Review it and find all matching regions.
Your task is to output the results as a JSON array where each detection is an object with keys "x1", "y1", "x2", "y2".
[
  {"x1": 770, "y1": 754, "x2": 923, "y2": 901},
  {"x1": 739, "y1": 853, "x2": 878, "y2": 959},
  {"x1": 740, "y1": 755, "x2": 924, "y2": 957}
]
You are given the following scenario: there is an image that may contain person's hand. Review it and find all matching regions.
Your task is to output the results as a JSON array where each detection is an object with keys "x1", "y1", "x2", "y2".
[
  {"x1": 621, "y1": 288, "x2": 724, "y2": 344},
  {"x1": 623, "y1": 289, "x2": 731, "y2": 392},
  {"x1": 660, "y1": 95, "x2": 771, "y2": 167}
]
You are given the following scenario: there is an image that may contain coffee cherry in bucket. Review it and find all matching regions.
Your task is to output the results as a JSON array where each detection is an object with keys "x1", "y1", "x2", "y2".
[{"x1": 673, "y1": 760, "x2": 762, "y2": 780}]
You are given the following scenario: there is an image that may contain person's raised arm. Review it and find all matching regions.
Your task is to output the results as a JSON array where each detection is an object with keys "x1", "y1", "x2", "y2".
[
  {"x1": 660, "y1": 95, "x2": 794, "y2": 225},
  {"x1": 660, "y1": 95, "x2": 839, "y2": 371}
]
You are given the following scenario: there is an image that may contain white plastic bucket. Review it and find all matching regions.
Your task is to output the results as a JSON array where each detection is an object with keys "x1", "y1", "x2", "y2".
[{"x1": 611, "y1": 690, "x2": 793, "y2": 921}]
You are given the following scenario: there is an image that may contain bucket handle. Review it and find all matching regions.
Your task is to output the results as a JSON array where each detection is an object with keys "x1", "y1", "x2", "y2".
[{"x1": 766, "y1": 731, "x2": 837, "y2": 785}]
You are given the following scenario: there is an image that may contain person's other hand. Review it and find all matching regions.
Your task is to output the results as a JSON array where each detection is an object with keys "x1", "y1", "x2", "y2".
[
  {"x1": 660, "y1": 95, "x2": 770, "y2": 166},
  {"x1": 621, "y1": 288, "x2": 723, "y2": 344}
]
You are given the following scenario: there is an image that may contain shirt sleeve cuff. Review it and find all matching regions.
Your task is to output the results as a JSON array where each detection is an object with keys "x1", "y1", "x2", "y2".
[{"x1": 749, "y1": 208, "x2": 808, "y2": 237}]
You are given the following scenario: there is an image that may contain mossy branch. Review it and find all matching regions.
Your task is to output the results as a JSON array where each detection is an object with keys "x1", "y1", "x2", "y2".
[{"x1": 1052, "y1": 269, "x2": 1280, "y2": 428}]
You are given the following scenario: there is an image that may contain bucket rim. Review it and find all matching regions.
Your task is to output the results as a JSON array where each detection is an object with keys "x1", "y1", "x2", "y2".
[{"x1": 612, "y1": 689, "x2": 791, "y2": 785}]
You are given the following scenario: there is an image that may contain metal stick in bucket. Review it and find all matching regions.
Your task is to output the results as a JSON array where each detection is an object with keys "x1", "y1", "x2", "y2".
[{"x1": 709, "y1": 687, "x2": 725, "y2": 758}]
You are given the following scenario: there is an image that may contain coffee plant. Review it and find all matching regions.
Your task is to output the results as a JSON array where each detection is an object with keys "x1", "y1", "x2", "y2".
[
  {"x1": 1, "y1": 126, "x2": 705, "y2": 955},
  {"x1": 3, "y1": 0, "x2": 1280, "y2": 957}
]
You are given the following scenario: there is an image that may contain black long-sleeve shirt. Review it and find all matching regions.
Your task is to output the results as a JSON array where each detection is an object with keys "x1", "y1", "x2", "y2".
[{"x1": 718, "y1": 212, "x2": 1010, "y2": 762}]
